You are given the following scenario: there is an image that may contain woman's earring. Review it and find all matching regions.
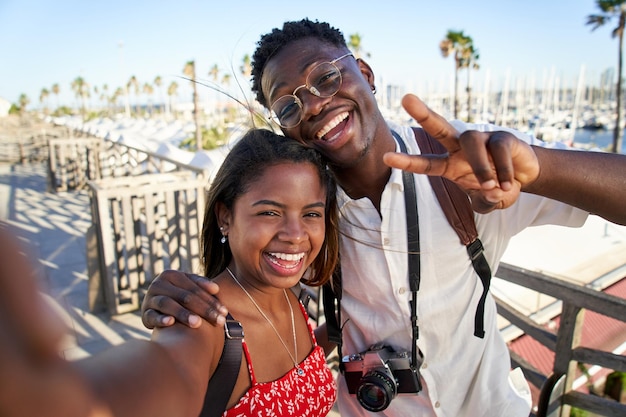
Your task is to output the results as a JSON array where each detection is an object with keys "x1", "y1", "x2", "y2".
[
  {"x1": 371, "y1": 85, "x2": 377, "y2": 94},
  {"x1": 219, "y1": 226, "x2": 227, "y2": 244}
]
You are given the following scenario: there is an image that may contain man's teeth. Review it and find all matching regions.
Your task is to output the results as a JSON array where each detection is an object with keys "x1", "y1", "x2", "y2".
[
  {"x1": 269, "y1": 252, "x2": 305, "y2": 262},
  {"x1": 316, "y1": 112, "x2": 348, "y2": 139}
]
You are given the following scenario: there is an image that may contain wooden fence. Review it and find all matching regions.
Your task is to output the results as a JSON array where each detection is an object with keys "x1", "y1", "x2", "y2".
[
  {"x1": 1, "y1": 124, "x2": 66, "y2": 164},
  {"x1": 48, "y1": 136, "x2": 207, "y2": 192},
  {"x1": 495, "y1": 263, "x2": 626, "y2": 417},
  {"x1": 87, "y1": 171, "x2": 207, "y2": 315},
  {"x1": 48, "y1": 137, "x2": 102, "y2": 191},
  {"x1": 44, "y1": 130, "x2": 213, "y2": 315}
]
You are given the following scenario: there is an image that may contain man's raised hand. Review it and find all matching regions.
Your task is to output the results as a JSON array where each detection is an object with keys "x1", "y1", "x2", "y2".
[{"x1": 383, "y1": 94, "x2": 540, "y2": 212}]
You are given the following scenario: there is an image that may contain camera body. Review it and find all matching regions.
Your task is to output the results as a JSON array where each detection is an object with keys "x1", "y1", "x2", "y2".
[{"x1": 342, "y1": 344, "x2": 422, "y2": 412}]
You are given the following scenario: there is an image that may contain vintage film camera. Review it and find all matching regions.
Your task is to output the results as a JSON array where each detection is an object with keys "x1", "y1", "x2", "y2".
[{"x1": 342, "y1": 344, "x2": 422, "y2": 412}]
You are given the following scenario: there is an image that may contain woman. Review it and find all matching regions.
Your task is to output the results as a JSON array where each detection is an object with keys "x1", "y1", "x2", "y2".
[
  {"x1": 0, "y1": 128, "x2": 339, "y2": 417},
  {"x1": 153, "y1": 128, "x2": 339, "y2": 416}
]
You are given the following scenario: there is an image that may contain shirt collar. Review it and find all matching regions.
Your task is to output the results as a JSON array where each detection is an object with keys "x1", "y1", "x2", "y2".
[{"x1": 336, "y1": 138, "x2": 405, "y2": 211}]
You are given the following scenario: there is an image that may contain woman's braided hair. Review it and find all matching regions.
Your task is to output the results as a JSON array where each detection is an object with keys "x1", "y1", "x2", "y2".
[{"x1": 251, "y1": 18, "x2": 347, "y2": 108}]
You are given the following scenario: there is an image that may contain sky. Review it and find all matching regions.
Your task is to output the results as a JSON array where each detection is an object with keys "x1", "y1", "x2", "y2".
[{"x1": 0, "y1": 0, "x2": 621, "y2": 110}]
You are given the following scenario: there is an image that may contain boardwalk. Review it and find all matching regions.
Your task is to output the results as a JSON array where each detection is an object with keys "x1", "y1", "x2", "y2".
[{"x1": 1, "y1": 161, "x2": 150, "y2": 360}]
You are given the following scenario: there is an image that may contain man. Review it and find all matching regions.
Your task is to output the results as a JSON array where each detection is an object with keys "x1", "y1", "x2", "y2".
[{"x1": 142, "y1": 19, "x2": 626, "y2": 416}]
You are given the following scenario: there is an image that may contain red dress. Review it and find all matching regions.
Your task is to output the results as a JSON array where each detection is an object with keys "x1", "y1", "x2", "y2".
[{"x1": 223, "y1": 302, "x2": 337, "y2": 417}]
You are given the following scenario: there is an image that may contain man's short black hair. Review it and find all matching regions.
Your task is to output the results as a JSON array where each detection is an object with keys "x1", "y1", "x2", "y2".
[{"x1": 251, "y1": 18, "x2": 347, "y2": 107}]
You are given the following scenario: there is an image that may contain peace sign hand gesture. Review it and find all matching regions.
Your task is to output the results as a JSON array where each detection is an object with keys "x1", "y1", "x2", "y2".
[{"x1": 383, "y1": 94, "x2": 540, "y2": 213}]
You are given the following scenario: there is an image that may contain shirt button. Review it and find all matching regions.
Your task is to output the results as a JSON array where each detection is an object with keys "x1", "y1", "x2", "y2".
[
  {"x1": 435, "y1": 401, "x2": 441, "y2": 408},
  {"x1": 383, "y1": 237, "x2": 390, "y2": 245},
  {"x1": 422, "y1": 362, "x2": 428, "y2": 369},
  {"x1": 399, "y1": 287, "x2": 406, "y2": 295}
]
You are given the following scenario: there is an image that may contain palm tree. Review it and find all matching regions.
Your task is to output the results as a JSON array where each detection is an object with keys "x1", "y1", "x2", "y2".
[
  {"x1": 51, "y1": 83, "x2": 60, "y2": 111},
  {"x1": 18, "y1": 93, "x2": 30, "y2": 115},
  {"x1": 167, "y1": 81, "x2": 178, "y2": 118},
  {"x1": 221, "y1": 73, "x2": 233, "y2": 109},
  {"x1": 71, "y1": 76, "x2": 90, "y2": 121},
  {"x1": 183, "y1": 60, "x2": 202, "y2": 150},
  {"x1": 39, "y1": 88, "x2": 50, "y2": 115},
  {"x1": 209, "y1": 64, "x2": 220, "y2": 83},
  {"x1": 348, "y1": 33, "x2": 371, "y2": 59},
  {"x1": 112, "y1": 87, "x2": 124, "y2": 114},
  {"x1": 440, "y1": 30, "x2": 476, "y2": 120},
  {"x1": 101, "y1": 84, "x2": 110, "y2": 115},
  {"x1": 208, "y1": 64, "x2": 221, "y2": 113},
  {"x1": 587, "y1": 0, "x2": 626, "y2": 153},
  {"x1": 240, "y1": 55, "x2": 256, "y2": 114},
  {"x1": 93, "y1": 85, "x2": 100, "y2": 110},
  {"x1": 127, "y1": 75, "x2": 140, "y2": 115},
  {"x1": 153, "y1": 76, "x2": 163, "y2": 114},
  {"x1": 240, "y1": 55, "x2": 252, "y2": 79},
  {"x1": 462, "y1": 45, "x2": 480, "y2": 122},
  {"x1": 143, "y1": 82, "x2": 154, "y2": 115}
]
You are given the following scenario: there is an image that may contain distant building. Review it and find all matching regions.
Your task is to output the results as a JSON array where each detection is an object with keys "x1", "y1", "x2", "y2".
[
  {"x1": 0, "y1": 96, "x2": 10, "y2": 117},
  {"x1": 385, "y1": 84, "x2": 401, "y2": 109}
]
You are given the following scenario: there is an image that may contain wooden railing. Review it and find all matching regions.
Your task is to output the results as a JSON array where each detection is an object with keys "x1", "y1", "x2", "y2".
[
  {"x1": 495, "y1": 263, "x2": 626, "y2": 417},
  {"x1": 1, "y1": 124, "x2": 66, "y2": 164},
  {"x1": 48, "y1": 137, "x2": 102, "y2": 191},
  {"x1": 48, "y1": 136, "x2": 207, "y2": 192},
  {"x1": 87, "y1": 171, "x2": 207, "y2": 315},
  {"x1": 97, "y1": 139, "x2": 206, "y2": 179},
  {"x1": 45, "y1": 131, "x2": 213, "y2": 315}
]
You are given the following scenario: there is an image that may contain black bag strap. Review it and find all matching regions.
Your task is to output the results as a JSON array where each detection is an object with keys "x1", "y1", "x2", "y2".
[
  {"x1": 393, "y1": 131, "x2": 422, "y2": 370},
  {"x1": 411, "y1": 127, "x2": 492, "y2": 338},
  {"x1": 200, "y1": 313, "x2": 244, "y2": 417}
]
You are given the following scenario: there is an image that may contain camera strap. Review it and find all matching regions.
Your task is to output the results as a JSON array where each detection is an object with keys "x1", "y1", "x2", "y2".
[{"x1": 392, "y1": 130, "x2": 422, "y2": 371}]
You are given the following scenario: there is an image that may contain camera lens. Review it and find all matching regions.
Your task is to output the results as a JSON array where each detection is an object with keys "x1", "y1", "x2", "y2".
[{"x1": 356, "y1": 370, "x2": 398, "y2": 412}]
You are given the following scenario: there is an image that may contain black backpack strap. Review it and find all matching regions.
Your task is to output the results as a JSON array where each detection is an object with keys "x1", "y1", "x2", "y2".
[
  {"x1": 412, "y1": 127, "x2": 492, "y2": 338},
  {"x1": 200, "y1": 313, "x2": 244, "y2": 417}
]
